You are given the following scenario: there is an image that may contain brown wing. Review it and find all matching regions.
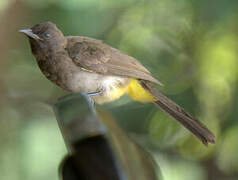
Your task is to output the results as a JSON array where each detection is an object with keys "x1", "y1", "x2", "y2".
[{"x1": 66, "y1": 36, "x2": 162, "y2": 85}]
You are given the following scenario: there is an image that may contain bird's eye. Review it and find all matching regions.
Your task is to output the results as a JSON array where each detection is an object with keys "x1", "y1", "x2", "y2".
[{"x1": 44, "y1": 33, "x2": 51, "y2": 38}]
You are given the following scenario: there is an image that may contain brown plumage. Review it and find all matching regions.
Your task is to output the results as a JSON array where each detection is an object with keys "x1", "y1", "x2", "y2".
[
  {"x1": 19, "y1": 21, "x2": 215, "y2": 146},
  {"x1": 66, "y1": 36, "x2": 161, "y2": 84}
]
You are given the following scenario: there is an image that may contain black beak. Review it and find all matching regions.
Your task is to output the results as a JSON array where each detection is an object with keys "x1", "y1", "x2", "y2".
[{"x1": 19, "y1": 29, "x2": 42, "y2": 40}]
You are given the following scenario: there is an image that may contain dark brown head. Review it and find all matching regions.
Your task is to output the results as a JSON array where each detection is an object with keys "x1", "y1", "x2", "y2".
[{"x1": 19, "y1": 21, "x2": 66, "y2": 55}]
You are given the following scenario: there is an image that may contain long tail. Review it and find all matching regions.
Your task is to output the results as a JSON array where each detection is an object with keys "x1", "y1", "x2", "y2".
[{"x1": 140, "y1": 80, "x2": 215, "y2": 146}]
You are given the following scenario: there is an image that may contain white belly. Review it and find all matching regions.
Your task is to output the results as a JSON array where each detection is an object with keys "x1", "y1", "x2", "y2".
[{"x1": 67, "y1": 70, "x2": 130, "y2": 104}]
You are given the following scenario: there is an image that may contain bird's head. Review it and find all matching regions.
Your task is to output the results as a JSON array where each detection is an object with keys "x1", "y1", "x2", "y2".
[{"x1": 19, "y1": 21, "x2": 66, "y2": 55}]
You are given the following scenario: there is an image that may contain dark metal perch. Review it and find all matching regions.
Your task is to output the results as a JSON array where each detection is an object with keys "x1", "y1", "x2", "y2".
[{"x1": 54, "y1": 93, "x2": 160, "y2": 180}]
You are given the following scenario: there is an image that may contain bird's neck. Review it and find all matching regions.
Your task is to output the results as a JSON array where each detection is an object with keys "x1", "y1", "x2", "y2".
[{"x1": 29, "y1": 38, "x2": 67, "y2": 59}]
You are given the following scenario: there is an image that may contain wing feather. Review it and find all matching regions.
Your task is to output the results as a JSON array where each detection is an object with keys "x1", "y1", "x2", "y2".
[{"x1": 66, "y1": 36, "x2": 162, "y2": 85}]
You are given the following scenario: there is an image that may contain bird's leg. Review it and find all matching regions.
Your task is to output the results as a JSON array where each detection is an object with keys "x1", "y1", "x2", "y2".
[
  {"x1": 79, "y1": 92, "x2": 95, "y2": 110},
  {"x1": 87, "y1": 91, "x2": 102, "y2": 96},
  {"x1": 81, "y1": 91, "x2": 102, "y2": 114},
  {"x1": 87, "y1": 96, "x2": 96, "y2": 112},
  {"x1": 86, "y1": 91, "x2": 102, "y2": 112}
]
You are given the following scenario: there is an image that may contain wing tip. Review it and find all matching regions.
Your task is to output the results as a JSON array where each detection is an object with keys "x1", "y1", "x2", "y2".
[{"x1": 153, "y1": 78, "x2": 164, "y2": 86}]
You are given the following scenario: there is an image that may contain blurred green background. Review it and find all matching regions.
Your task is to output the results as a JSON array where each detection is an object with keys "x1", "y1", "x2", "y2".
[{"x1": 0, "y1": 0, "x2": 238, "y2": 179}]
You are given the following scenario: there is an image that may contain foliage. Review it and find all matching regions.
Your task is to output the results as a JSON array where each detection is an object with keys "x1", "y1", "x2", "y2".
[{"x1": 0, "y1": 0, "x2": 238, "y2": 179}]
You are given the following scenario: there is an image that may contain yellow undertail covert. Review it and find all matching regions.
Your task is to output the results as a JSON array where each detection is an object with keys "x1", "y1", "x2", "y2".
[{"x1": 109, "y1": 78, "x2": 157, "y2": 103}]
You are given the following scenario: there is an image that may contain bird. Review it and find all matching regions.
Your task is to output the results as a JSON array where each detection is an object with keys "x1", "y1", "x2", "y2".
[{"x1": 19, "y1": 21, "x2": 215, "y2": 146}]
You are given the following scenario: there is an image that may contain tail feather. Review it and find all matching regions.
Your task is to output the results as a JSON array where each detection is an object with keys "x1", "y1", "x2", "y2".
[{"x1": 140, "y1": 80, "x2": 215, "y2": 146}]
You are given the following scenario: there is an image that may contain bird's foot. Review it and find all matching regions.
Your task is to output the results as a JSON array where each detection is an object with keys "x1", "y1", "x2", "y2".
[{"x1": 87, "y1": 91, "x2": 102, "y2": 96}]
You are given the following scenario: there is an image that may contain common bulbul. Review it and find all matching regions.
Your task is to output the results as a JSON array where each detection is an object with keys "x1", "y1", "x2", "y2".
[{"x1": 19, "y1": 22, "x2": 215, "y2": 145}]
